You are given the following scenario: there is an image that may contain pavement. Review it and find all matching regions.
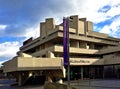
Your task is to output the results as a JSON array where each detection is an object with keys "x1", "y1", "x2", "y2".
[
  {"x1": 70, "y1": 79, "x2": 120, "y2": 89},
  {"x1": 1, "y1": 79, "x2": 120, "y2": 89},
  {"x1": 0, "y1": 79, "x2": 44, "y2": 89}
]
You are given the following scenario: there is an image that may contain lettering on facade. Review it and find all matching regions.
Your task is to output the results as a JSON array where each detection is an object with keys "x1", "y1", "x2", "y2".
[{"x1": 70, "y1": 60, "x2": 90, "y2": 63}]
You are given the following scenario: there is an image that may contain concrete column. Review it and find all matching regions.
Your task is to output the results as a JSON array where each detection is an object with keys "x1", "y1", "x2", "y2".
[
  {"x1": 18, "y1": 73, "x2": 22, "y2": 86},
  {"x1": 45, "y1": 18, "x2": 55, "y2": 35},
  {"x1": 18, "y1": 72, "x2": 29, "y2": 86},
  {"x1": 81, "y1": 67, "x2": 84, "y2": 80},
  {"x1": 70, "y1": 41, "x2": 79, "y2": 48},
  {"x1": 103, "y1": 66, "x2": 105, "y2": 79},
  {"x1": 69, "y1": 15, "x2": 79, "y2": 34},
  {"x1": 76, "y1": 41, "x2": 79, "y2": 48},
  {"x1": 79, "y1": 42, "x2": 87, "y2": 49},
  {"x1": 47, "y1": 51, "x2": 55, "y2": 58},
  {"x1": 89, "y1": 43, "x2": 94, "y2": 49},
  {"x1": 112, "y1": 65, "x2": 115, "y2": 78},
  {"x1": 40, "y1": 22, "x2": 46, "y2": 38}
]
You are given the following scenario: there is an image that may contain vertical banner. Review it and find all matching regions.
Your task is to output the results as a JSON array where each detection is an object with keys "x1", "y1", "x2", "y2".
[{"x1": 63, "y1": 17, "x2": 69, "y2": 66}]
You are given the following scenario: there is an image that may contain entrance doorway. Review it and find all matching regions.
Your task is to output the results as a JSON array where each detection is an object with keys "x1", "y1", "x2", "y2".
[{"x1": 70, "y1": 66, "x2": 104, "y2": 80}]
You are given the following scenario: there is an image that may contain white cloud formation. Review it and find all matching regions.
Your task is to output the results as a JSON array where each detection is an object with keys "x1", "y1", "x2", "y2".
[
  {"x1": 99, "y1": 25, "x2": 112, "y2": 34},
  {"x1": 99, "y1": 16, "x2": 120, "y2": 37},
  {"x1": 0, "y1": 41, "x2": 21, "y2": 64},
  {"x1": 24, "y1": 25, "x2": 40, "y2": 39},
  {"x1": 0, "y1": 24, "x2": 7, "y2": 30},
  {"x1": 0, "y1": 41, "x2": 20, "y2": 57}
]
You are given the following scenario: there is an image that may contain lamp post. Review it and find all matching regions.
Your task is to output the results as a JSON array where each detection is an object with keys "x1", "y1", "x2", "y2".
[{"x1": 63, "y1": 17, "x2": 70, "y2": 89}]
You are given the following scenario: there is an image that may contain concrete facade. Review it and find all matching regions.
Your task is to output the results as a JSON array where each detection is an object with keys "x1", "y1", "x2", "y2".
[{"x1": 2, "y1": 15, "x2": 120, "y2": 85}]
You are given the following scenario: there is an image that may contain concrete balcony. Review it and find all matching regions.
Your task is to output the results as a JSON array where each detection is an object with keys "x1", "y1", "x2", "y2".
[
  {"x1": 98, "y1": 45, "x2": 120, "y2": 54},
  {"x1": 104, "y1": 57, "x2": 120, "y2": 65},
  {"x1": 2, "y1": 57, "x2": 63, "y2": 73},
  {"x1": 32, "y1": 46, "x2": 54, "y2": 57},
  {"x1": 54, "y1": 45, "x2": 99, "y2": 54},
  {"x1": 32, "y1": 45, "x2": 98, "y2": 57},
  {"x1": 58, "y1": 32, "x2": 119, "y2": 45},
  {"x1": 32, "y1": 45, "x2": 99, "y2": 57},
  {"x1": 20, "y1": 31, "x2": 119, "y2": 53},
  {"x1": 88, "y1": 30, "x2": 120, "y2": 42}
]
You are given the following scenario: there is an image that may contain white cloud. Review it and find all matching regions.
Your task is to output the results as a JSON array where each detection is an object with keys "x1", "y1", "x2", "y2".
[
  {"x1": 106, "y1": 4, "x2": 120, "y2": 17},
  {"x1": 0, "y1": 24, "x2": 7, "y2": 30},
  {"x1": 24, "y1": 25, "x2": 40, "y2": 39},
  {"x1": 99, "y1": 25, "x2": 111, "y2": 34},
  {"x1": 0, "y1": 41, "x2": 21, "y2": 59},
  {"x1": 110, "y1": 0, "x2": 120, "y2": 6},
  {"x1": 99, "y1": 16, "x2": 120, "y2": 37}
]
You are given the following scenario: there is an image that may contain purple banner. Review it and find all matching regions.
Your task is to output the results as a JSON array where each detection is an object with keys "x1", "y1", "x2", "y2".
[{"x1": 63, "y1": 18, "x2": 69, "y2": 66}]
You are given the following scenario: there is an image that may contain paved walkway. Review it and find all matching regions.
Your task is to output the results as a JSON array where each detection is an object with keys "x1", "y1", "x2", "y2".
[
  {"x1": 0, "y1": 79, "x2": 44, "y2": 89},
  {"x1": 1, "y1": 79, "x2": 120, "y2": 89},
  {"x1": 70, "y1": 79, "x2": 120, "y2": 89}
]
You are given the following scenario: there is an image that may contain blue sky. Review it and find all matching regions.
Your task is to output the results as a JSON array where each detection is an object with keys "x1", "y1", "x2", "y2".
[{"x1": 0, "y1": 0, "x2": 120, "y2": 65}]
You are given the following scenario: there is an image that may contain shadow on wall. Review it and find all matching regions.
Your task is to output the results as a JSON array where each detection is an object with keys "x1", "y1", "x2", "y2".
[{"x1": 24, "y1": 76, "x2": 45, "y2": 85}]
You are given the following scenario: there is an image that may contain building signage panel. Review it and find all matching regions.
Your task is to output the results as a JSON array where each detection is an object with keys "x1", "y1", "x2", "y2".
[
  {"x1": 70, "y1": 59, "x2": 101, "y2": 65},
  {"x1": 70, "y1": 60, "x2": 90, "y2": 63},
  {"x1": 63, "y1": 18, "x2": 69, "y2": 66}
]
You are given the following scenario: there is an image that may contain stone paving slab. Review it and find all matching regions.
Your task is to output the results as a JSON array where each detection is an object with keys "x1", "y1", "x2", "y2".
[
  {"x1": 70, "y1": 79, "x2": 120, "y2": 89},
  {"x1": 0, "y1": 79, "x2": 44, "y2": 89},
  {"x1": 1, "y1": 79, "x2": 120, "y2": 89}
]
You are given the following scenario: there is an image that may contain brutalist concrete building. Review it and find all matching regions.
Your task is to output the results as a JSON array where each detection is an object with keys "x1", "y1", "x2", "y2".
[{"x1": 2, "y1": 15, "x2": 120, "y2": 86}]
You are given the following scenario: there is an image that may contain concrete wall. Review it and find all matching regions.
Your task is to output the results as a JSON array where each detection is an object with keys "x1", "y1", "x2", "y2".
[
  {"x1": 88, "y1": 30, "x2": 108, "y2": 39},
  {"x1": 32, "y1": 46, "x2": 54, "y2": 57},
  {"x1": 3, "y1": 57, "x2": 63, "y2": 73},
  {"x1": 3, "y1": 57, "x2": 18, "y2": 72},
  {"x1": 78, "y1": 21, "x2": 85, "y2": 34},
  {"x1": 103, "y1": 52, "x2": 120, "y2": 65},
  {"x1": 40, "y1": 22, "x2": 46, "y2": 38},
  {"x1": 58, "y1": 32, "x2": 119, "y2": 45},
  {"x1": 69, "y1": 15, "x2": 79, "y2": 34},
  {"x1": 87, "y1": 21, "x2": 93, "y2": 31},
  {"x1": 69, "y1": 15, "x2": 87, "y2": 35},
  {"x1": 99, "y1": 46, "x2": 120, "y2": 54},
  {"x1": 54, "y1": 45, "x2": 99, "y2": 54},
  {"x1": 46, "y1": 18, "x2": 55, "y2": 34},
  {"x1": 40, "y1": 18, "x2": 55, "y2": 38}
]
